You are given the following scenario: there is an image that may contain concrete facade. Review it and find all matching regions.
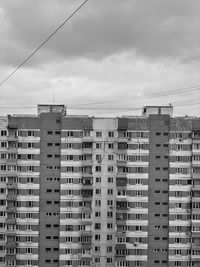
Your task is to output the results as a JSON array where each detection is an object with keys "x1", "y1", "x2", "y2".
[{"x1": 0, "y1": 105, "x2": 200, "y2": 267}]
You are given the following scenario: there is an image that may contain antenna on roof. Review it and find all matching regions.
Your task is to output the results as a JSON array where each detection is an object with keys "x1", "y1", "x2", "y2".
[{"x1": 53, "y1": 89, "x2": 55, "y2": 104}]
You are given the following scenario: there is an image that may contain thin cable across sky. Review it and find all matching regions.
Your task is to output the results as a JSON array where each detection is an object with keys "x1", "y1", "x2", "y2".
[{"x1": 0, "y1": 0, "x2": 89, "y2": 87}]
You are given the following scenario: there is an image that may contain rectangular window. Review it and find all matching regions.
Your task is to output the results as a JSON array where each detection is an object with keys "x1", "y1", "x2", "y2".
[{"x1": 96, "y1": 132, "x2": 102, "y2": 138}]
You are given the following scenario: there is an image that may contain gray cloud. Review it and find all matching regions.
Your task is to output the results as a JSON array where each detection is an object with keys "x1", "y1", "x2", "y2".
[{"x1": 0, "y1": 0, "x2": 199, "y2": 67}]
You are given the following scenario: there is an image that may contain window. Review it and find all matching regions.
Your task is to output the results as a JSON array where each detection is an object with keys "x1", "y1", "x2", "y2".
[
  {"x1": 94, "y1": 246, "x2": 100, "y2": 252},
  {"x1": 95, "y1": 234, "x2": 100, "y2": 241},
  {"x1": 108, "y1": 131, "x2": 114, "y2": 138},
  {"x1": 95, "y1": 258, "x2": 100, "y2": 263},
  {"x1": 107, "y1": 212, "x2": 113, "y2": 218},
  {"x1": 107, "y1": 258, "x2": 113, "y2": 263},
  {"x1": 96, "y1": 154, "x2": 102, "y2": 161},
  {"x1": 95, "y1": 166, "x2": 101, "y2": 172},
  {"x1": 156, "y1": 132, "x2": 161, "y2": 136},
  {"x1": 95, "y1": 211, "x2": 101, "y2": 218},
  {"x1": 96, "y1": 177, "x2": 101, "y2": 183},
  {"x1": 96, "y1": 143, "x2": 101, "y2": 149},
  {"x1": 107, "y1": 223, "x2": 113, "y2": 229},
  {"x1": 108, "y1": 154, "x2": 114, "y2": 160},
  {"x1": 28, "y1": 131, "x2": 34, "y2": 136},
  {"x1": 95, "y1": 223, "x2": 101, "y2": 230},
  {"x1": 108, "y1": 143, "x2": 114, "y2": 149},
  {"x1": 96, "y1": 132, "x2": 102, "y2": 138},
  {"x1": 95, "y1": 200, "x2": 101, "y2": 207},
  {"x1": 108, "y1": 166, "x2": 113, "y2": 172},
  {"x1": 0, "y1": 130, "x2": 7, "y2": 136},
  {"x1": 26, "y1": 247, "x2": 32, "y2": 254},
  {"x1": 108, "y1": 177, "x2": 113, "y2": 183},
  {"x1": 96, "y1": 189, "x2": 101, "y2": 195},
  {"x1": 107, "y1": 246, "x2": 113, "y2": 252},
  {"x1": 107, "y1": 189, "x2": 113, "y2": 195},
  {"x1": 107, "y1": 200, "x2": 113, "y2": 206},
  {"x1": 156, "y1": 144, "x2": 161, "y2": 147},
  {"x1": 47, "y1": 142, "x2": 53, "y2": 146},
  {"x1": 107, "y1": 235, "x2": 112, "y2": 241}
]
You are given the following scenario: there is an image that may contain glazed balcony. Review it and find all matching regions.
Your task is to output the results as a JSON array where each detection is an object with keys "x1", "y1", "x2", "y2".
[
  {"x1": 6, "y1": 241, "x2": 16, "y2": 249},
  {"x1": 5, "y1": 218, "x2": 16, "y2": 225},
  {"x1": 6, "y1": 183, "x2": 17, "y2": 190}
]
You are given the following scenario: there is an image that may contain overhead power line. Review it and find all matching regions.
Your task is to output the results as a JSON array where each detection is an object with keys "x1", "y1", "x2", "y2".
[
  {"x1": 69, "y1": 84, "x2": 200, "y2": 107},
  {"x1": 0, "y1": 0, "x2": 89, "y2": 87}
]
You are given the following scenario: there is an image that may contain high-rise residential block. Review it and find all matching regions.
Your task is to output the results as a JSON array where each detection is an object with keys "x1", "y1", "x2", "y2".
[{"x1": 0, "y1": 104, "x2": 200, "y2": 267}]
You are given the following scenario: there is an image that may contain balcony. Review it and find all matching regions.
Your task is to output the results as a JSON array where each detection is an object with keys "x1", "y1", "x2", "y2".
[
  {"x1": 7, "y1": 195, "x2": 17, "y2": 201},
  {"x1": 193, "y1": 131, "x2": 200, "y2": 139},
  {"x1": 116, "y1": 202, "x2": 129, "y2": 211},
  {"x1": 7, "y1": 136, "x2": 18, "y2": 142},
  {"x1": 5, "y1": 218, "x2": 16, "y2": 225},
  {"x1": 192, "y1": 231, "x2": 200, "y2": 238},
  {"x1": 116, "y1": 178, "x2": 127, "y2": 187},
  {"x1": 6, "y1": 230, "x2": 16, "y2": 237},
  {"x1": 82, "y1": 159, "x2": 93, "y2": 166},
  {"x1": 117, "y1": 160, "x2": 127, "y2": 167},
  {"x1": 6, "y1": 183, "x2": 17, "y2": 190},
  {"x1": 6, "y1": 241, "x2": 16, "y2": 249},
  {"x1": 6, "y1": 207, "x2": 16, "y2": 213},
  {"x1": 7, "y1": 157, "x2": 17, "y2": 163},
  {"x1": 82, "y1": 142, "x2": 93, "y2": 151}
]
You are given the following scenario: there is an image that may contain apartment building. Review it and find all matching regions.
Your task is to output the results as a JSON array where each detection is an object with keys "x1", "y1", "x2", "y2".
[{"x1": 0, "y1": 104, "x2": 200, "y2": 267}]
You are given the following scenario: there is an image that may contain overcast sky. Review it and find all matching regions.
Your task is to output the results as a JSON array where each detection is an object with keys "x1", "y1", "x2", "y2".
[{"x1": 0, "y1": 0, "x2": 200, "y2": 117}]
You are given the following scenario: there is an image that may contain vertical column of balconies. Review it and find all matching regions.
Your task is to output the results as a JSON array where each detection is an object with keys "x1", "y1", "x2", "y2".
[
  {"x1": 16, "y1": 128, "x2": 40, "y2": 267},
  {"x1": 6, "y1": 126, "x2": 18, "y2": 267},
  {"x1": 116, "y1": 128, "x2": 149, "y2": 267},
  {"x1": 126, "y1": 130, "x2": 149, "y2": 267},
  {"x1": 59, "y1": 126, "x2": 93, "y2": 267},
  {"x1": 116, "y1": 130, "x2": 127, "y2": 267},
  {"x1": 168, "y1": 128, "x2": 193, "y2": 267},
  {"x1": 81, "y1": 132, "x2": 93, "y2": 266},
  {"x1": 191, "y1": 130, "x2": 200, "y2": 266},
  {"x1": 92, "y1": 119, "x2": 117, "y2": 267},
  {"x1": 0, "y1": 117, "x2": 8, "y2": 267}
]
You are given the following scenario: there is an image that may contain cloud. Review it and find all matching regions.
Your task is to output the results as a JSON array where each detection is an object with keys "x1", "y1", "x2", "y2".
[{"x1": 0, "y1": 0, "x2": 199, "y2": 67}]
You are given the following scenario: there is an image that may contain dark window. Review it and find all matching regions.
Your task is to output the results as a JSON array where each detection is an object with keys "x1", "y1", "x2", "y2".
[
  {"x1": 156, "y1": 133, "x2": 161, "y2": 136},
  {"x1": 156, "y1": 144, "x2": 161, "y2": 147},
  {"x1": 155, "y1": 155, "x2": 161, "y2": 159},
  {"x1": 55, "y1": 131, "x2": 60, "y2": 135},
  {"x1": 55, "y1": 143, "x2": 60, "y2": 146},
  {"x1": 47, "y1": 131, "x2": 53, "y2": 135}
]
